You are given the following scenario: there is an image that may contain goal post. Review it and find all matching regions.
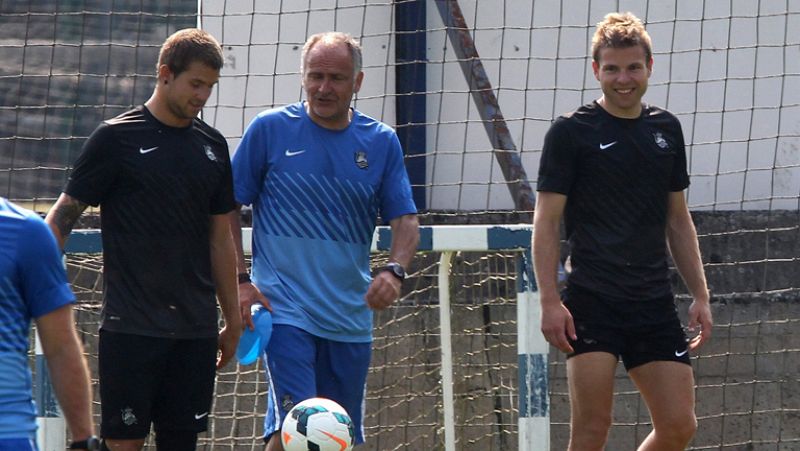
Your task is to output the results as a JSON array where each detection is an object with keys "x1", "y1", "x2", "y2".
[
  {"x1": 369, "y1": 225, "x2": 549, "y2": 451},
  {"x1": 47, "y1": 221, "x2": 800, "y2": 450},
  {"x1": 60, "y1": 224, "x2": 550, "y2": 451}
]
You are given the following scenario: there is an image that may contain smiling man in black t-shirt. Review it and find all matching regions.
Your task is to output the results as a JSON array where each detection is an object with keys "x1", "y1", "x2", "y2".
[
  {"x1": 533, "y1": 12, "x2": 713, "y2": 451},
  {"x1": 45, "y1": 28, "x2": 241, "y2": 451}
]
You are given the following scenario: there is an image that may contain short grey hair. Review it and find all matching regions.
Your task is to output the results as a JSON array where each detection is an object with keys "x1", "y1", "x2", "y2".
[{"x1": 301, "y1": 32, "x2": 363, "y2": 78}]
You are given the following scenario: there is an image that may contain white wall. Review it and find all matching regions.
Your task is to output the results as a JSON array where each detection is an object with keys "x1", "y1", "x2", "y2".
[
  {"x1": 205, "y1": 0, "x2": 800, "y2": 212},
  {"x1": 201, "y1": 0, "x2": 396, "y2": 153}
]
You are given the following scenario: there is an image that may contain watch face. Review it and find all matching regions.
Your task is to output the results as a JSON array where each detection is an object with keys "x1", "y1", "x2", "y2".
[
  {"x1": 87, "y1": 437, "x2": 101, "y2": 451},
  {"x1": 388, "y1": 263, "x2": 405, "y2": 279}
]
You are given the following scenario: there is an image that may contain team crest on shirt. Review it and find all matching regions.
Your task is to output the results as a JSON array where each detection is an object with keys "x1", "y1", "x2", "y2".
[
  {"x1": 354, "y1": 150, "x2": 368, "y2": 169},
  {"x1": 653, "y1": 132, "x2": 669, "y2": 149},
  {"x1": 204, "y1": 145, "x2": 217, "y2": 161}
]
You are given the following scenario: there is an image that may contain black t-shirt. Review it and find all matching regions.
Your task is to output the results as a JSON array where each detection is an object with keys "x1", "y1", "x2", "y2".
[
  {"x1": 66, "y1": 106, "x2": 235, "y2": 338},
  {"x1": 537, "y1": 101, "x2": 690, "y2": 300}
]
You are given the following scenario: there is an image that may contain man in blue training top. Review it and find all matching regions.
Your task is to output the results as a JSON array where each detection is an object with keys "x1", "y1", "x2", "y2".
[
  {"x1": 229, "y1": 31, "x2": 419, "y2": 450},
  {"x1": 0, "y1": 197, "x2": 97, "y2": 451}
]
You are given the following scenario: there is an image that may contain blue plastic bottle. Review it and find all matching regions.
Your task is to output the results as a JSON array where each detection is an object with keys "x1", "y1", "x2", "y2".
[{"x1": 236, "y1": 304, "x2": 273, "y2": 365}]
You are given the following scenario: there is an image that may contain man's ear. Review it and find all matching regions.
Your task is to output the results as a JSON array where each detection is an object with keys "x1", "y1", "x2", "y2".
[
  {"x1": 591, "y1": 60, "x2": 600, "y2": 80},
  {"x1": 353, "y1": 71, "x2": 365, "y2": 94},
  {"x1": 157, "y1": 64, "x2": 173, "y2": 85}
]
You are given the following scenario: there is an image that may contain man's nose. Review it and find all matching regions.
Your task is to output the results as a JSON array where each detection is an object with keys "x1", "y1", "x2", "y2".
[{"x1": 319, "y1": 77, "x2": 333, "y2": 92}]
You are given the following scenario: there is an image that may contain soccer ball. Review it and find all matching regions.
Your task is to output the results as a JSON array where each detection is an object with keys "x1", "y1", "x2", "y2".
[{"x1": 281, "y1": 397, "x2": 355, "y2": 451}]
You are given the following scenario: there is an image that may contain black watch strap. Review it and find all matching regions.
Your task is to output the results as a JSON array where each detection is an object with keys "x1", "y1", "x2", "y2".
[
  {"x1": 238, "y1": 272, "x2": 251, "y2": 284},
  {"x1": 379, "y1": 262, "x2": 406, "y2": 281},
  {"x1": 69, "y1": 435, "x2": 101, "y2": 450}
]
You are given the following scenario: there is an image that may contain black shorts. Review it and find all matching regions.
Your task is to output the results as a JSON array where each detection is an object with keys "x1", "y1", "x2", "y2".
[
  {"x1": 563, "y1": 285, "x2": 691, "y2": 371},
  {"x1": 98, "y1": 330, "x2": 217, "y2": 439}
]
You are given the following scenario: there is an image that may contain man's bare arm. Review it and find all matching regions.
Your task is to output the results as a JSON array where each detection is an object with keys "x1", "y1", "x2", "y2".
[
  {"x1": 45, "y1": 193, "x2": 89, "y2": 249},
  {"x1": 36, "y1": 304, "x2": 94, "y2": 442}
]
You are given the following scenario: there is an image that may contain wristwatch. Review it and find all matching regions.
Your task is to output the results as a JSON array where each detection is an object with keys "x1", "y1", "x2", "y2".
[
  {"x1": 69, "y1": 436, "x2": 101, "y2": 450},
  {"x1": 379, "y1": 262, "x2": 406, "y2": 281}
]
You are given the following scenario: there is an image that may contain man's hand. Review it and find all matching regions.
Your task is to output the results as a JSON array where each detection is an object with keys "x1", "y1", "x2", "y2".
[
  {"x1": 687, "y1": 299, "x2": 713, "y2": 351},
  {"x1": 239, "y1": 282, "x2": 271, "y2": 330},
  {"x1": 216, "y1": 325, "x2": 241, "y2": 369},
  {"x1": 365, "y1": 271, "x2": 401, "y2": 310},
  {"x1": 540, "y1": 298, "x2": 577, "y2": 354}
]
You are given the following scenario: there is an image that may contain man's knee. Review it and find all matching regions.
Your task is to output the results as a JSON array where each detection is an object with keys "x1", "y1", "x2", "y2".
[
  {"x1": 264, "y1": 431, "x2": 283, "y2": 451},
  {"x1": 654, "y1": 413, "x2": 697, "y2": 443},
  {"x1": 570, "y1": 412, "x2": 612, "y2": 451}
]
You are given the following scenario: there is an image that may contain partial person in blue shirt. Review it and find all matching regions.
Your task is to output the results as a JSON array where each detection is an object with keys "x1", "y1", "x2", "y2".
[
  {"x1": 229, "y1": 32, "x2": 419, "y2": 451},
  {"x1": 0, "y1": 198, "x2": 96, "y2": 451}
]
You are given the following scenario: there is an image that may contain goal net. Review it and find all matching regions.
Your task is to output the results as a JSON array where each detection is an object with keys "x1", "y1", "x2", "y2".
[
  {"x1": 62, "y1": 222, "x2": 799, "y2": 451},
  {"x1": 6, "y1": 0, "x2": 799, "y2": 449}
]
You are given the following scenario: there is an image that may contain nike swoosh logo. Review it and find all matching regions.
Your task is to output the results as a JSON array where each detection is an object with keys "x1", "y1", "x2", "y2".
[
  {"x1": 285, "y1": 149, "x2": 306, "y2": 157},
  {"x1": 599, "y1": 141, "x2": 617, "y2": 150},
  {"x1": 675, "y1": 349, "x2": 688, "y2": 357},
  {"x1": 194, "y1": 412, "x2": 209, "y2": 420},
  {"x1": 321, "y1": 431, "x2": 349, "y2": 450},
  {"x1": 139, "y1": 146, "x2": 158, "y2": 154}
]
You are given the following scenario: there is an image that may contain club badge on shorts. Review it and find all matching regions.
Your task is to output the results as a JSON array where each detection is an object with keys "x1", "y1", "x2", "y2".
[
  {"x1": 121, "y1": 406, "x2": 138, "y2": 426},
  {"x1": 354, "y1": 150, "x2": 368, "y2": 169}
]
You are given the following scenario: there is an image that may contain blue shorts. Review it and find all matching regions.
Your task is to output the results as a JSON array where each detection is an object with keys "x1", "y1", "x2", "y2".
[
  {"x1": 263, "y1": 325, "x2": 371, "y2": 444},
  {"x1": 0, "y1": 438, "x2": 37, "y2": 451}
]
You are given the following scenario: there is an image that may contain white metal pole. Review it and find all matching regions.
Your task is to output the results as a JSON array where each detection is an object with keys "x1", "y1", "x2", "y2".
[{"x1": 438, "y1": 251, "x2": 456, "y2": 451}]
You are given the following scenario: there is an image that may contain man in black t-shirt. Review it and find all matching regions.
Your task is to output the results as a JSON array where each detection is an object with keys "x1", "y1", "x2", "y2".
[
  {"x1": 533, "y1": 12, "x2": 713, "y2": 451},
  {"x1": 46, "y1": 29, "x2": 241, "y2": 451}
]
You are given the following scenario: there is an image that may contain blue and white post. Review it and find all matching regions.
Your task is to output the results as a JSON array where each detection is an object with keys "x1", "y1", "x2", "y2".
[
  {"x1": 516, "y1": 249, "x2": 549, "y2": 450},
  {"x1": 412, "y1": 225, "x2": 549, "y2": 451}
]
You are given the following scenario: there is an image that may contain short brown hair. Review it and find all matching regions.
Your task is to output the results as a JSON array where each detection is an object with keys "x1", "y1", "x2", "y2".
[
  {"x1": 592, "y1": 12, "x2": 652, "y2": 63},
  {"x1": 158, "y1": 28, "x2": 223, "y2": 77},
  {"x1": 301, "y1": 32, "x2": 363, "y2": 77}
]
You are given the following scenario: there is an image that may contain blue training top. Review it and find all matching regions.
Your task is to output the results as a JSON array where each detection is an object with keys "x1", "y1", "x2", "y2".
[
  {"x1": 232, "y1": 102, "x2": 416, "y2": 342},
  {"x1": 0, "y1": 198, "x2": 74, "y2": 439}
]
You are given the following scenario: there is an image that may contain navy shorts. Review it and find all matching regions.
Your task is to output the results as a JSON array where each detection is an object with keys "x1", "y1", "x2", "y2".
[
  {"x1": 262, "y1": 325, "x2": 371, "y2": 444},
  {"x1": 563, "y1": 285, "x2": 691, "y2": 371},
  {"x1": 98, "y1": 330, "x2": 217, "y2": 439}
]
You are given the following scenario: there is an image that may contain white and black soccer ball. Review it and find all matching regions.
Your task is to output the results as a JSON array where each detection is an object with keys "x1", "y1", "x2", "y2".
[{"x1": 281, "y1": 397, "x2": 355, "y2": 451}]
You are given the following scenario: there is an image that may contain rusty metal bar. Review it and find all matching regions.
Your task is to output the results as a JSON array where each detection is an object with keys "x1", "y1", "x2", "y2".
[{"x1": 434, "y1": 0, "x2": 536, "y2": 214}]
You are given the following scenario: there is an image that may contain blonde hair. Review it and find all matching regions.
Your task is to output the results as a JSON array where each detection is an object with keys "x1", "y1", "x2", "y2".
[
  {"x1": 592, "y1": 12, "x2": 652, "y2": 63},
  {"x1": 301, "y1": 32, "x2": 363, "y2": 77}
]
